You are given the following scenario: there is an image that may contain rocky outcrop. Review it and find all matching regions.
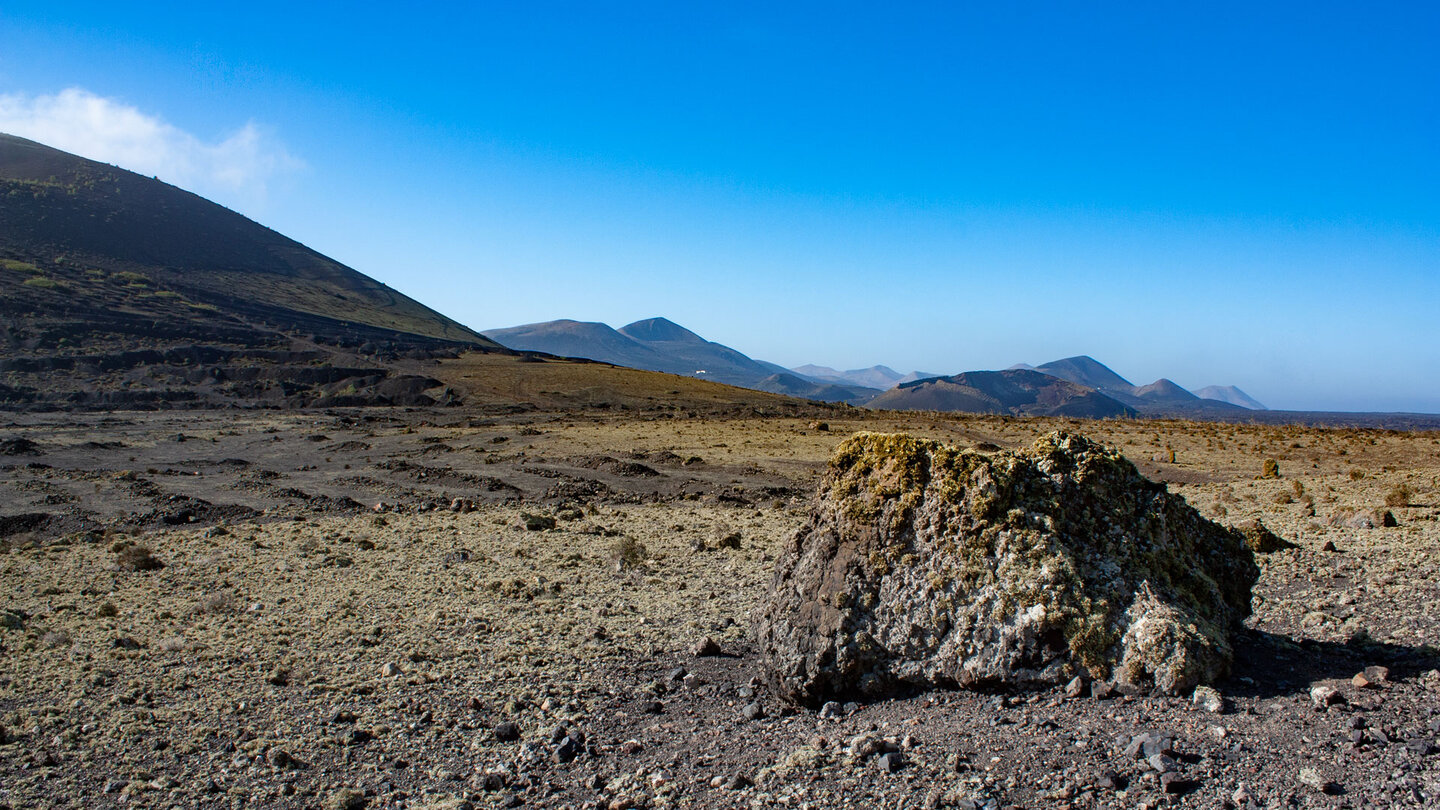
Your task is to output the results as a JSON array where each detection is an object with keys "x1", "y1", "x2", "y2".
[
  {"x1": 754, "y1": 432, "x2": 1258, "y2": 705},
  {"x1": 1234, "y1": 518, "x2": 1299, "y2": 553}
]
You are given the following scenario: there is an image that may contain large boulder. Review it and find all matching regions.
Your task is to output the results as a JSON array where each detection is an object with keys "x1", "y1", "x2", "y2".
[{"x1": 755, "y1": 432, "x2": 1258, "y2": 705}]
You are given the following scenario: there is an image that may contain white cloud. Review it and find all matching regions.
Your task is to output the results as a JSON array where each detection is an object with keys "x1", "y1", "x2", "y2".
[{"x1": 0, "y1": 87, "x2": 302, "y2": 211}]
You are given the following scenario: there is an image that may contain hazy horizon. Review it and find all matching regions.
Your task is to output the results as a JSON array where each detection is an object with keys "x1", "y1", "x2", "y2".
[{"x1": 2, "y1": 3, "x2": 1435, "y2": 413}]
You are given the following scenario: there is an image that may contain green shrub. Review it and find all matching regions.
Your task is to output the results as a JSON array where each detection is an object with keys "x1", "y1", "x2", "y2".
[
  {"x1": 1, "y1": 259, "x2": 40, "y2": 273},
  {"x1": 22, "y1": 276, "x2": 61, "y2": 289}
]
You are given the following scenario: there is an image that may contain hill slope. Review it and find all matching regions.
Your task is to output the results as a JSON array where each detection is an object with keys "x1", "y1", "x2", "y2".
[
  {"x1": 0, "y1": 133, "x2": 491, "y2": 345},
  {"x1": 0, "y1": 133, "x2": 511, "y2": 410},
  {"x1": 1033, "y1": 356, "x2": 1136, "y2": 394}
]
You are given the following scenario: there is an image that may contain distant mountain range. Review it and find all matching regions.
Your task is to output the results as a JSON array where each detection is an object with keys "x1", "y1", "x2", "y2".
[
  {"x1": 872, "y1": 355, "x2": 1267, "y2": 418},
  {"x1": 483, "y1": 318, "x2": 1269, "y2": 420},
  {"x1": 482, "y1": 318, "x2": 882, "y2": 404},
  {"x1": 867, "y1": 369, "x2": 1138, "y2": 418},
  {"x1": 789, "y1": 364, "x2": 940, "y2": 390}
]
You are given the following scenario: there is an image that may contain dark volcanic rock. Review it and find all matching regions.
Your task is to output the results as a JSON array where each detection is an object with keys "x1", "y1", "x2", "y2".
[{"x1": 754, "y1": 431, "x2": 1258, "y2": 705}]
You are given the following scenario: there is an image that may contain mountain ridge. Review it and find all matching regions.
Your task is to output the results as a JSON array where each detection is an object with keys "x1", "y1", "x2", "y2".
[
  {"x1": 867, "y1": 369, "x2": 1137, "y2": 418},
  {"x1": 483, "y1": 317, "x2": 881, "y2": 405}
]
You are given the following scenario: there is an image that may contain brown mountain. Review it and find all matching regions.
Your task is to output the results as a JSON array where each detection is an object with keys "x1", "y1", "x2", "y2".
[{"x1": 866, "y1": 369, "x2": 1136, "y2": 418}]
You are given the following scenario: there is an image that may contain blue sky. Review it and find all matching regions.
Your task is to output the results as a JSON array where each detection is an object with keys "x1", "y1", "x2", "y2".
[{"x1": 2, "y1": 2, "x2": 1436, "y2": 412}]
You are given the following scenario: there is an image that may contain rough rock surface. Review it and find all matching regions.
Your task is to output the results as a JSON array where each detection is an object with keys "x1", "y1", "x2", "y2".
[
  {"x1": 755, "y1": 431, "x2": 1259, "y2": 705},
  {"x1": 1235, "y1": 517, "x2": 1299, "y2": 553}
]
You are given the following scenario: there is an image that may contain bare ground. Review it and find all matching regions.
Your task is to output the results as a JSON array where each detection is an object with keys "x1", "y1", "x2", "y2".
[{"x1": 1, "y1": 408, "x2": 1438, "y2": 809}]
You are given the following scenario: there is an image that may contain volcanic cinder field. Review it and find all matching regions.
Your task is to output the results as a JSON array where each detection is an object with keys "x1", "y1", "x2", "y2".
[{"x1": 2, "y1": 405, "x2": 1437, "y2": 809}]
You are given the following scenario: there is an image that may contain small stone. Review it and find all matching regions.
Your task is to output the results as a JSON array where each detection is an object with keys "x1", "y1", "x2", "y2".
[
  {"x1": 682, "y1": 673, "x2": 704, "y2": 689},
  {"x1": 1321, "y1": 540, "x2": 1339, "y2": 552},
  {"x1": 741, "y1": 702, "x2": 765, "y2": 721},
  {"x1": 522, "y1": 513, "x2": 555, "y2": 531},
  {"x1": 1065, "y1": 676, "x2": 1087, "y2": 699},
  {"x1": 638, "y1": 700, "x2": 663, "y2": 715},
  {"x1": 493, "y1": 722, "x2": 521, "y2": 742},
  {"x1": 877, "y1": 752, "x2": 906, "y2": 773},
  {"x1": 267, "y1": 748, "x2": 295, "y2": 769},
  {"x1": 692, "y1": 636, "x2": 722, "y2": 657},
  {"x1": 380, "y1": 662, "x2": 403, "y2": 677},
  {"x1": 1094, "y1": 771, "x2": 1122, "y2": 791},
  {"x1": 818, "y1": 701, "x2": 843, "y2": 719},
  {"x1": 266, "y1": 668, "x2": 290, "y2": 686},
  {"x1": 1310, "y1": 685, "x2": 1345, "y2": 709},
  {"x1": 479, "y1": 772, "x2": 505, "y2": 791},
  {"x1": 665, "y1": 666, "x2": 687, "y2": 682},
  {"x1": 724, "y1": 774, "x2": 752, "y2": 790},
  {"x1": 1191, "y1": 686, "x2": 1224, "y2": 713},
  {"x1": 1298, "y1": 767, "x2": 1336, "y2": 794},
  {"x1": 1422, "y1": 669, "x2": 1440, "y2": 693},
  {"x1": 1159, "y1": 772, "x2": 1187, "y2": 793},
  {"x1": 103, "y1": 778, "x2": 126, "y2": 793},
  {"x1": 716, "y1": 531, "x2": 742, "y2": 549},
  {"x1": 1407, "y1": 738, "x2": 1437, "y2": 755},
  {"x1": 1232, "y1": 786, "x2": 1252, "y2": 805},
  {"x1": 324, "y1": 788, "x2": 367, "y2": 810},
  {"x1": 1147, "y1": 753, "x2": 1176, "y2": 774},
  {"x1": 621, "y1": 740, "x2": 644, "y2": 755},
  {"x1": 1360, "y1": 665, "x2": 1390, "y2": 686},
  {"x1": 555, "y1": 736, "x2": 582, "y2": 763}
]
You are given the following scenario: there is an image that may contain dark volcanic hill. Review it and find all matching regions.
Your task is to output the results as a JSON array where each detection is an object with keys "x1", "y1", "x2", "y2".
[
  {"x1": 0, "y1": 133, "x2": 502, "y2": 410},
  {"x1": 866, "y1": 369, "x2": 1137, "y2": 418},
  {"x1": 1025, "y1": 356, "x2": 1250, "y2": 417},
  {"x1": 1032, "y1": 355, "x2": 1137, "y2": 395}
]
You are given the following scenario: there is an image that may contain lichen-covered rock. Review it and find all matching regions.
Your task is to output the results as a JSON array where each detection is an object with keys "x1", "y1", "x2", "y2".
[
  {"x1": 1234, "y1": 519, "x2": 1298, "y2": 553},
  {"x1": 754, "y1": 431, "x2": 1258, "y2": 705}
]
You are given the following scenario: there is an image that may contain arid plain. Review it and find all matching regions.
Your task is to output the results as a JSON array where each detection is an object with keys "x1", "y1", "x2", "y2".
[{"x1": 2, "y1": 385, "x2": 1438, "y2": 809}]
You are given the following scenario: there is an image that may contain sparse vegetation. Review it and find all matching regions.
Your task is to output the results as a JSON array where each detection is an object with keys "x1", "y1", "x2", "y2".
[
  {"x1": 1385, "y1": 483, "x2": 1415, "y2": 507},
  {"x1": 1260, "y1": 458, "x2": 1280, "y2": 479},
  {"x1": 610, "y1": 535, "x2": 648, "y2": 570},
  {"x1": 114, "y1": 543, "x2": 163, "y2": 571},
  {"x1": 1, "y1": 258, "x2": 40, "y2": 273}
]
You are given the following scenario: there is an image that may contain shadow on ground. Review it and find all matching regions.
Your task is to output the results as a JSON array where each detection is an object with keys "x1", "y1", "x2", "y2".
[{"x1": 1226, "y1": 627, "x2": 1439, "y2": 699}]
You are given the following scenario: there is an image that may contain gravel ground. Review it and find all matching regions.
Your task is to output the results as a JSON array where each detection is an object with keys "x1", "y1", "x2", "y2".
[{"x1": 1, "y1": 409, "x2": 1437, "y2": 808}]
